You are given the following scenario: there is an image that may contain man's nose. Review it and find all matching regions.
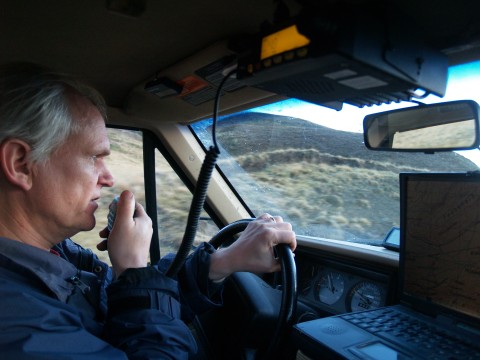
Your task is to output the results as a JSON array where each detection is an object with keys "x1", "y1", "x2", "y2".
[{"x1": 99, "y1": 167, "x2": 115, "y2": 188}]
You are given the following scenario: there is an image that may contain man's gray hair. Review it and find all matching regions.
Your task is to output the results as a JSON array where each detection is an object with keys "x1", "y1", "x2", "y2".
[{"x1": 0, "y1": 63, "x2": 107, "y2": 163}]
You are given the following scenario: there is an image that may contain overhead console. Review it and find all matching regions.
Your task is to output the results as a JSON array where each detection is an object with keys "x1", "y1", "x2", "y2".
[
  {"x1": 134, "y1": 2, "x2": 450, "y2": 124},
  {"x1": 235, "y1": 7, "x2": 449, "y2": 110}
]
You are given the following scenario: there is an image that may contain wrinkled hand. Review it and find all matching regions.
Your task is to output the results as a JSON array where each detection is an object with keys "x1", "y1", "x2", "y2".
[
  {"x1": 97, "y1": 190, "x2": 152, "y2": 277},
  {"x1": 209, "y1": 214, "x2": 296, "y2": 281}
]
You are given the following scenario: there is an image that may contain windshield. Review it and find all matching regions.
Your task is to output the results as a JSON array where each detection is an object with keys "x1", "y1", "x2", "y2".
[{"x1": 191, "y1": 61, "x2": 480, "y2": 245}]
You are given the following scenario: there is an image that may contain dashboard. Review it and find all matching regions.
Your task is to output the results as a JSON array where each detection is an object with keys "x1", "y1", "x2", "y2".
[{"x1": 295, "y1": 252, "x2": 397, "y2": 317}]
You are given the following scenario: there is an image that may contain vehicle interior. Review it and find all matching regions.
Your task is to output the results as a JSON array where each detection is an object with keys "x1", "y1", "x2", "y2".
[{"x1": 3, "y1": 0, "x2": 480, "y2": 359}]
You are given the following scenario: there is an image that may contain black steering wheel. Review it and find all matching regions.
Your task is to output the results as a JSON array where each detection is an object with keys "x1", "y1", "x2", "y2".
[{"x1": 208, "y1": 219, "x2": 297, "y2": 360}]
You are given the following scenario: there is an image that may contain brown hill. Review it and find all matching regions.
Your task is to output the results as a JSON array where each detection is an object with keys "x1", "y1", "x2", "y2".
[{"x1": 215, "y1": 112, "x2": 478, "y2": 244}]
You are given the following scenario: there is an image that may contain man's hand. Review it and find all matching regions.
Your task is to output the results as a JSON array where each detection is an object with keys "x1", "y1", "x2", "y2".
[
  {"x1": 208, "y1": 214, "x2": 296, "y2": 281},
  {"x1": 97, "y1": 190, "x2": 152, "y2": 277}
]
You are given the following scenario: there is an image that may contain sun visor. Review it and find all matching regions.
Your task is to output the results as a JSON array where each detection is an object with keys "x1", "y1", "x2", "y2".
[{"x1": 236, "y1": 15, "x2": 448, "y2": 110}]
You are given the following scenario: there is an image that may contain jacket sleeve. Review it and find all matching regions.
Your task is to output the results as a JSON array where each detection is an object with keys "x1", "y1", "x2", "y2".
[
  {"x1": 58, "y1": 238, "x2": 214, "y2": 356},
  {"x1": 158, "y1": 242, "x2": 224, "y2": 321},
  {"x1": 103, "y1": 266, "x2": 197, "y2": 360}
]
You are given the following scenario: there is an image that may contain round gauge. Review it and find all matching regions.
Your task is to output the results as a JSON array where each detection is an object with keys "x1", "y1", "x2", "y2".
[
  {"x1": 299, "y1": 264, "x2": 318, "y2": 297},
  {"x1": 346, "y1": 281, "x2": 384, "y2": 312},
  {"x1": 301, "y1": 279, "x2": 313, "y2": 297},
  {"x1": 315, "y1": 270, "x2": 345, "y2": 305}
]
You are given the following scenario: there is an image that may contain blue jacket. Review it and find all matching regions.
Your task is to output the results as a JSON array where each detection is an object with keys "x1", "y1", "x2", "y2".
[{"x1": 0, "y1": 237, "x2": 222, "y2": 359}]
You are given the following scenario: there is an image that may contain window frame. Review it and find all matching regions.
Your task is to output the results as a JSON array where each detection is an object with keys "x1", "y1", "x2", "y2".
[{"x1": 131, "y1": 127, "x2": 225, "y2": 262}]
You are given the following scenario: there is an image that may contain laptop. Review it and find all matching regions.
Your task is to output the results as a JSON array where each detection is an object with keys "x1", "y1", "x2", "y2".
[{"x1": 293, "y1": 172, "x2": 480, "y2": 360}]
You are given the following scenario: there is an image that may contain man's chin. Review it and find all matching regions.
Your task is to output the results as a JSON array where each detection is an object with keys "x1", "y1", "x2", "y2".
[
  {"x1": 77, "y1": 218, "x2": 97, "y2": 234},
  {"x1": 86, "y1": 218, "x2": 97, "y2": 231}
]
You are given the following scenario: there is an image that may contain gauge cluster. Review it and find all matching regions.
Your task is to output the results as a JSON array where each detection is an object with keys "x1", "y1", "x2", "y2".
[{"x1": 298, "y1": 260, "x2": 391, "y2": 314}]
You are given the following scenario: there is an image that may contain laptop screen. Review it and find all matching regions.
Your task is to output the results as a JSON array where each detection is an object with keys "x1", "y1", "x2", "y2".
[{"x1": 400, "y1": 172, "x2": 480, "y2": 320}]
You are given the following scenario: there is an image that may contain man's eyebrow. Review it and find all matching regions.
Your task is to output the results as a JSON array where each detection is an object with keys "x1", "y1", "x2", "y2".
[{"x1": 94, "y1": 148, "x2": 111, "y2": 156}]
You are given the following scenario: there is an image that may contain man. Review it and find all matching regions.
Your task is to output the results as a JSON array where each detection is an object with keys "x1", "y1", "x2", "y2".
[{"x1": 0, "y1": 63, "x2": 296, "y2": 359}]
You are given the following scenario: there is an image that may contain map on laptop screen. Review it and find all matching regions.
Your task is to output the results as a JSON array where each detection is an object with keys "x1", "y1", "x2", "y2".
[{"x1": 402, "y1": 175, "x2": 480, "y2": 319}]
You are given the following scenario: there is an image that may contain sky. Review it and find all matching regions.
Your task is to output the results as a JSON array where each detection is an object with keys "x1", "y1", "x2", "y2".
[{"x1": 250, "y1": 60, "x2": 480, "y2": 165}]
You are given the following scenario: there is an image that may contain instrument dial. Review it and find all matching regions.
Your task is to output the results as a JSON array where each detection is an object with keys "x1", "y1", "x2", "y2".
[
  {"x1": 315, "y1": 269, "x2": 345, "y2": 305},
  {"x1": 346, "y1": 281, "x2": 385, "y2": 312}
]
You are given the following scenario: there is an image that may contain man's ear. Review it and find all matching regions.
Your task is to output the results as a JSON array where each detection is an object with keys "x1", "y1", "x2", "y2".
[{"x1": 0, "y1": 139, "x2": 34, "y2": 190}]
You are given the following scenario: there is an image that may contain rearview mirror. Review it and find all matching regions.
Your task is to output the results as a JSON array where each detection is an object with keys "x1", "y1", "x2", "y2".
[{"x1": 363, "y1": 100, "x2": 480, "y2": 152}]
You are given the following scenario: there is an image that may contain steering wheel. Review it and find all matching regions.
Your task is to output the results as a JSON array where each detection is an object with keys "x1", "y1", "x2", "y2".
[{"x1": 208, "y1": 219, "x2": 297, "y2": 360}]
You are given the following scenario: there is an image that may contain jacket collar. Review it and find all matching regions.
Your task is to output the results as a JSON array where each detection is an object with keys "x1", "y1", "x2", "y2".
[{"x1": 0, "y1": 237, "x2": 77, "y2": 302}]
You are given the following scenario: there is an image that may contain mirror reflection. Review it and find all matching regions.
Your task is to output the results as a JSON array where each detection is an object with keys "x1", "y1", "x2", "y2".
[{"x1": 363, "y1": 100, "x2": 480, "y2": 152}]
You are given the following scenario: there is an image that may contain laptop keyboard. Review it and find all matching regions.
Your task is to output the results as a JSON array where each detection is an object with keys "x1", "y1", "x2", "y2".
[{"x1": 341, "y1": 308, "x2": 480, "y2": 360}]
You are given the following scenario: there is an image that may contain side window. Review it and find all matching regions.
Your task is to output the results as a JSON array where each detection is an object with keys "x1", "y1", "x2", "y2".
[
  {"x1": 155, "y1": 148, "x2": 219, "y2": 256},
  {"x1": 72, "y1": 128, "x2": 218, "y2": 264},
  {"x1": 72, "y1": 128, "x2": 145, "y2": 265}
]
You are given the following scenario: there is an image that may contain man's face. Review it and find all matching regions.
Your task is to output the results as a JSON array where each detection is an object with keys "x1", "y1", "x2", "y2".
[{"x1": 30, "y1": 94, "x2": 114, "y2": 241}]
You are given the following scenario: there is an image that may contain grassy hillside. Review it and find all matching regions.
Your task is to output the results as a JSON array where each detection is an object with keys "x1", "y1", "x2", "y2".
[
  {"x1": 215, "y1": 112, "x2": 478, "y2": 243},
  {"x1": 73, "y1": 113, "x2": 479, "y2": 263}
]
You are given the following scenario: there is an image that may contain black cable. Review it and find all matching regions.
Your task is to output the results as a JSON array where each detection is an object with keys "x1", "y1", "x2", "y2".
[
  {"x1": 212, "y1": 68, "x2": 237, "y2": 152},
  {"x1": 166, "y1": 67, "x2": 237, "y2": 278},
  {"x1": 166, "y1": 147, "x2": 219, "y2": 277}
]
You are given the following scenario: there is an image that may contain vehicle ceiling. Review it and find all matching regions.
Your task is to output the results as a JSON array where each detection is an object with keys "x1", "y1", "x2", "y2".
[{"x1": 2, "y1": 0, "x2": 480, "y2": 125}]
